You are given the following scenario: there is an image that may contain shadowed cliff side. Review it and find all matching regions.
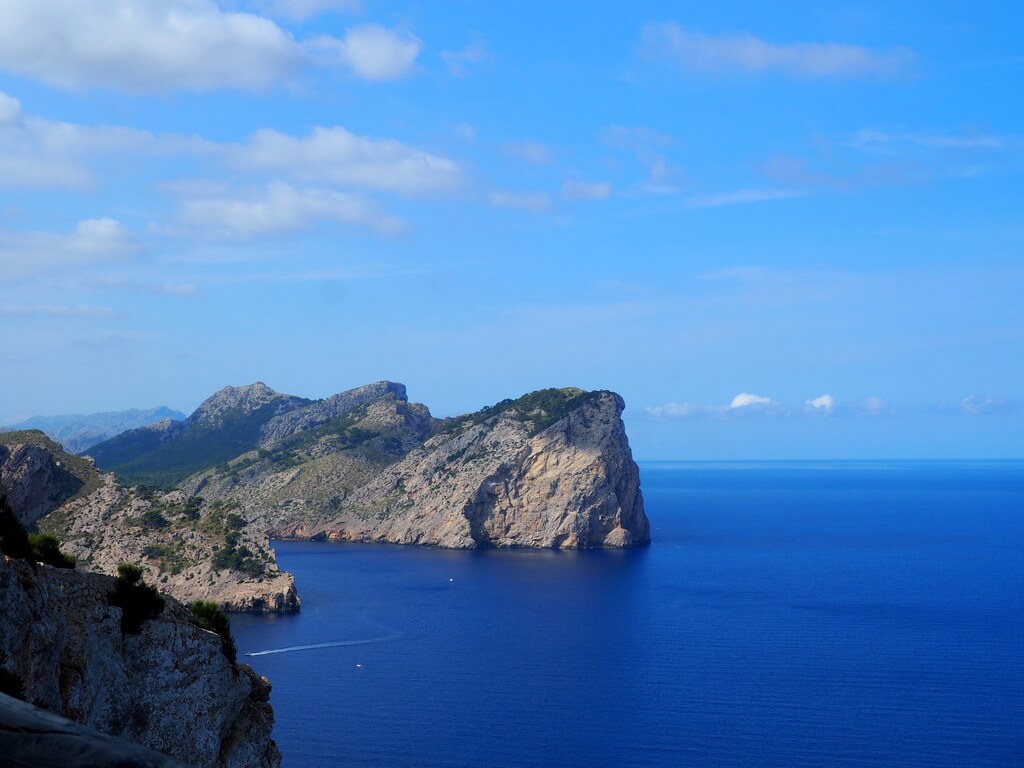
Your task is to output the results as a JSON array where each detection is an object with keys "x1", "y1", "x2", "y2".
[{"x1": 0, "y1": 554, "x2": 281, "y2": 768}]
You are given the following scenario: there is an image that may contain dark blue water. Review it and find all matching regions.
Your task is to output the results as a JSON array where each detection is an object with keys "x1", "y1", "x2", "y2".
[{"x1": 232, "y1": 462, "x2": 1024, "y2": 767}]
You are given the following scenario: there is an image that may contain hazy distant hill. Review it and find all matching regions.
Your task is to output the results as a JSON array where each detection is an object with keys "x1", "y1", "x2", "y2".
[{"x1": 1, "y1": 406, "x2": 186, "y2": 454}]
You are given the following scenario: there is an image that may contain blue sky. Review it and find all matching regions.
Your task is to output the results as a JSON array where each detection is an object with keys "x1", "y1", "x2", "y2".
[{"x1": 0, "y1": 0, "x2": 1021, "y2": 458}]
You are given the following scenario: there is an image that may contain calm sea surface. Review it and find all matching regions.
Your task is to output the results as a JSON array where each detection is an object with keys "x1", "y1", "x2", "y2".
[{"x1": 232, "y1": 462, "x2": 1024, "y2": 767}]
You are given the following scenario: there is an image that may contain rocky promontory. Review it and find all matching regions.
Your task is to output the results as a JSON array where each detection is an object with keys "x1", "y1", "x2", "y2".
[{"x1": 10, "y1": 381, "x2": 648, "y2": 614}]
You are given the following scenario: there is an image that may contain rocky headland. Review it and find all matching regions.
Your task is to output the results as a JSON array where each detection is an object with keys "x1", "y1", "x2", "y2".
[{"x1": 4, "y1": 382, "x2": 648, "y2": 614}]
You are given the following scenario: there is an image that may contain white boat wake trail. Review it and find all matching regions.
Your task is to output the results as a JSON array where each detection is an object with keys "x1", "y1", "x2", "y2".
[{"x1": 245, "y1": 633, "x2": 403, "y2": 657}]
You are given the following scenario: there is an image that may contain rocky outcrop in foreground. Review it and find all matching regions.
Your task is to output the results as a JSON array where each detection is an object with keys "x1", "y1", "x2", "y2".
[
  {"x1": 30, "y1": 381, "x2": 649, "y2": 612},
  {"x1": 0, "y1": 554, "x2": 280, "y2": 768},
  {"x1": 0, "y1": 692, "x2": 190, "y2": 768}
]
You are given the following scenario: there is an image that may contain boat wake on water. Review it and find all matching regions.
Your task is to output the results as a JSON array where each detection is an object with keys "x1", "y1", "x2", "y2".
[{"x1": 245, "y1": 633, "x2": 404, "y2": 657}]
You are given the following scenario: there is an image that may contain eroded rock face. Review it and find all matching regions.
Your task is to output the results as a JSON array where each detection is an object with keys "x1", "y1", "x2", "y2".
[
  {"x1": 0, "y1": 555, "x2": 281, "y2": 768},
  {"x1": 272, "y1": 391, "x2": 649, "y2": 549},
  {"x1": 0, "y1": 440, "x2": 90, "y2": 527}
]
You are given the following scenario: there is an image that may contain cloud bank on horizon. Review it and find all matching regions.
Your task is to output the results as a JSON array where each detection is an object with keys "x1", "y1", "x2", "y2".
[{"x1": 0, "y1": 0, "x2": 1021, "y2": 458}]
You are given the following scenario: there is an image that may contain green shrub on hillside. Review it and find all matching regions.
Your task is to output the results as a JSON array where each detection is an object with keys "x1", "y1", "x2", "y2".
[
  {"x1": 191, "y1": 600, "x2": 237, "y2": 663},
  {"x1": 28, "y1": 533, "x2": 76, "y2": 569},
  {"x1": 211, "y1": 532, "x2": 265, "y2": 578},
  {"x1": 108, "y1": 563, "x2": 165, "y2": 634}
]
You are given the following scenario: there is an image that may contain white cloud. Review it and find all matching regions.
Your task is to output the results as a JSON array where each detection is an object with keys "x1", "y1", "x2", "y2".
[
  {"x1": 0, "y1": 303, "x2": 115, "y2": 318},
  {"x1": 227, "y1": 126, "x2": 463, "y2": 195},
  {"x1": 174, "y1": 182, "x2": 404, "y2": 238},
  {"x1": 442, "y1": 40, "x2": 490, "y2": 77},
  {"x1": 729, "y1": 392, "x2": 775, "y2": 409},
  {"x1": 488, "y1": 190, "x2": 551, "y2": 213},
  {"x1": 562, "y1": 179, "x2": 612, "y2": 201},
  {"x1": 0, "y1": 0, "x2": 307, "y2": 91},
  {"x1": 0, "y1": 90, "x2": 190, "y2": 188},
  {"x1": 1, "y1": 93, "x2": 463, "y2": 197},
  {"x1": 686, "y1": 188, "x2": 804, "y2": 208},
  {"x1": 503, "y1": 141, "x2": 553, "y2": 166},
  {"x1": 318, "y1": 24, "x2": 422, "y2": 81},
  {"x1": 0, "y1": 1, "x2": 416, "y2": 91},
  {"x1": 640, "y1": 23, "x2": 915, "y2": 79},
  {"x1": 805, "y1": 394, "x2": 835, "y2": 413},
  {"x1": 646, "y1": 402, "x2": 696, "y2": 419},
  {"x1": 0, "y1": 218, "x2": 141, "y2": 279}
]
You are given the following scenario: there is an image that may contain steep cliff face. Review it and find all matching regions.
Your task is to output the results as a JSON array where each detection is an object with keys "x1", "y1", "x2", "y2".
[
  {"x1": 0, "y1": 431, "x2": 101, "y2": 527},
  {"x1": 0, "y1": 555, "x2": 280, "y2": 768},
  {"x1": 272, "y1": 390, "x2": 649, "y2": 548}
]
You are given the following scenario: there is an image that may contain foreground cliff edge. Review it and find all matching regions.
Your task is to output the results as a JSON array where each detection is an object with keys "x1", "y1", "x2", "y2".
[
  {"x1": 2, "y1": 383, "x2": 649, "y2": 613},
  {"x1": 0, "y1": 552, "x2": 280, "y2": 767}
]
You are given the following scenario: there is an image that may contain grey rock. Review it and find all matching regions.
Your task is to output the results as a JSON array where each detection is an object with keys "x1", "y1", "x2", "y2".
[
  {"x1": 0, "y1": 555, "x2": 281, "y2": 768},
  {"x1": 0, "y1": 692, "x2": 192, "y2": 768}
]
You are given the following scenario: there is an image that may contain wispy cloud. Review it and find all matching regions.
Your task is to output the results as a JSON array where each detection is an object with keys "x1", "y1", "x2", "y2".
[
  {"x1": 488, "y1": 190, "x2": 551, "y2": 213},
  {"x1": 562, "y1": 179, "x2": 612, "y2": 201},
  {"x1": 686, "y1": 188, "x2": 804, "y2": 208},
  {"x1": 245, "y1": 0, "x2": 362, "y2": 22},
  {"x1": 0, "y1": 219, "x2": 141, "y2": 279},
  {"x1": 173, "y1": 182, "x2": 404, "y2": 239},
  {"x1": 640, "y1": 23, "x2": 915, "y2": 79},
  {"x1": 226, "y1": 126, "x2": 464, "y2": 195},
  {"x1": 503, "y1": 141, "x2": 553, "y2": 166},
  {"x1": 602, "y1": 125, "x2": 680, "y2": 189},
  {"x1": 441, "y1": 39, "x2": 491, "y2": 77},
  {"x1": 0, "y1": 303, "x2": 115, "y2": 318},
  {"x1": 1, "y1": 93, "x2": 465, "y2": 199},
  {"x1": 851, "y1": 129, "x2": 1009, "y2": 153}
]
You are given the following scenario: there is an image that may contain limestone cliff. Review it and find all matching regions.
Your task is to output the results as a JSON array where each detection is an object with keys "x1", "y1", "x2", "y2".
[
  {"x1": 0, "y1": 431, "x2": 101, "y2": 527},
  {"x1": 0, "y1": 554, "x2": 280, "y2": 768},
  {"x1": 271, "y1": 389, "x2": 649, "y2": 548}
]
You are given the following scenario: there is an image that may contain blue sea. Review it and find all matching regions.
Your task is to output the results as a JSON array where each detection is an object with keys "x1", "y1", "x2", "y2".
[{"x1": 232, "y1": 462, "x2": 1024, "y2": 767}]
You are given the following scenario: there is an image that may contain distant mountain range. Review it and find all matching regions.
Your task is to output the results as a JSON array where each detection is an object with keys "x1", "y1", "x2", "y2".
[{"x1": 1, "y1": 406, "x2": 186, "y2": 454}]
